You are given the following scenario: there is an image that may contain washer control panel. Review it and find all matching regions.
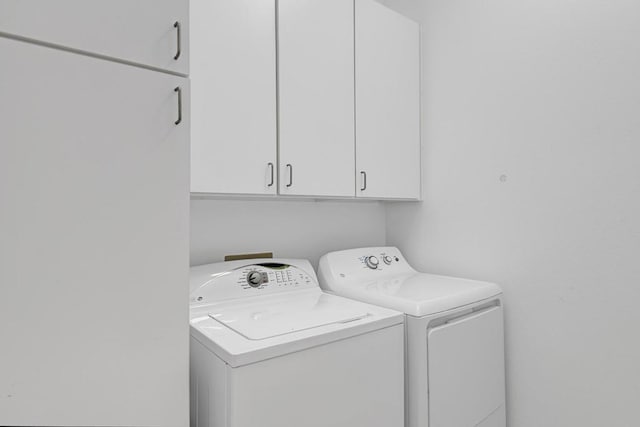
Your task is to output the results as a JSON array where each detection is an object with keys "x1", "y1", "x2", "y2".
[
  {"x1": 237, "y1": 263, "x2": 314, "y2": 290},
  {"x1": 190, "y1": 259, "x2": 318, "y2": 305}
]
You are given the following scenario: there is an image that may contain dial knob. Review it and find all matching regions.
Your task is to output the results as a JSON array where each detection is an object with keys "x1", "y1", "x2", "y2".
[
  {"x1": 383, "y1": 255, "x2": 393, "y2": 265},
  {"x1": 247, "y1": 271, "x2": 262, "y2": 287},
  {"x1": 365, "y1": 256, "x2": 379, "y2": 269}
]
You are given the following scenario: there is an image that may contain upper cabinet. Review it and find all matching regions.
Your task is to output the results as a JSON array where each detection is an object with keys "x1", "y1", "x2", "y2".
[
  {"x1": 355, "y1": 0, "x2": 421, "y2": 200},
  {"x1": 189, "y1": 0, "x2": 420, "y2": 200},
  {"x1": 278, "y1": 0, "x2": 355, "y2": 197},
  {"x1": 0, "y1": 0, "x2": 188, "y2": 74},
  {"x1": 190, "y1": 0, "x2": 277, "y2": 195}
]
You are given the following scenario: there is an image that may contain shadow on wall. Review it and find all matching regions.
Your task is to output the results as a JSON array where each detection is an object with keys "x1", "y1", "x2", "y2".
[{"x1": 190, "y1": 198, "x2": 387, "y2": 268}]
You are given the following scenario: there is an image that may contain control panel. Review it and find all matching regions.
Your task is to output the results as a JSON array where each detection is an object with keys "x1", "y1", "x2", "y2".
[
  {"x1": 190, "y1": 260, "x2": 318, "y2": 305},
  {"x1": 359, "y1": 250, "x2": 402, "y2": 271},
  {"x1": 236, "y1": 263, "x2": 314, "y2": 290},
  {"x1": 318, "y1": 247, "x2": 416, "y2": 289}
]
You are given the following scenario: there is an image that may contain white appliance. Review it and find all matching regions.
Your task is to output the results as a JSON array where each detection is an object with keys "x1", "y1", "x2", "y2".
[
  {"x1": 189, "y1": 258, "x2": 405, "y2": 427},
  {"x1": 318, "y1": 247, "x2": 506, "y2": 427}
]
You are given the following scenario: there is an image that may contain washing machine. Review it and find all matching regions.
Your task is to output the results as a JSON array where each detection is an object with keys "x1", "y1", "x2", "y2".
[
  {"x1": 318, "y1": 247, "x2": 506, "y2": 427},
  {"x1": 189, "y1": 258, "x2": 405, "y2": 427}
]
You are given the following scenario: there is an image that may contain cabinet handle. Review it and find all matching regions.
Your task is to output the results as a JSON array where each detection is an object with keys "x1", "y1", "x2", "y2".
[
  {"x1": 173, "y1": 21, "x2": 181, "y2": 60},
  {"x1": 286, "y1": 164, "x2": 293, "y2": 187},
  {"x1": 267, "y1": 163, "x2": 274, "y2": 187},
  {"x1": 174, "y1": 86, "x2": 182, "y2": 125},
  {"x1": 360, "y1": 171, "x2": 367, "y2": 191}
]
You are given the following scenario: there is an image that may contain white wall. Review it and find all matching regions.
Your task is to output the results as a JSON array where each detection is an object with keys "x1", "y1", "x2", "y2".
[
  {"x1": 190, "y1": 199, "x2": 386, "y2": 268},
  {"x1": 387, "y1": 0, "x2": 640, "y2": 426}
]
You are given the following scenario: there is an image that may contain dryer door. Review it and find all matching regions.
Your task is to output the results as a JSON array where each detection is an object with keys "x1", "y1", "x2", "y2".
[{"x1": 427, "y1": 304, "x2": 506, "y2": 427}]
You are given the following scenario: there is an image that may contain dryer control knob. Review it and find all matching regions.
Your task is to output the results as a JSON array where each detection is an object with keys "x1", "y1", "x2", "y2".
[
  {"x1": 247, "y1": 271, "x2": 262, "y2": 287},
  {"x1": 365, "y1": 256, "x2": 379, "y2": 269},
  {"x1": 383, "y1": 255, "x2": 393, "y2": 265}
]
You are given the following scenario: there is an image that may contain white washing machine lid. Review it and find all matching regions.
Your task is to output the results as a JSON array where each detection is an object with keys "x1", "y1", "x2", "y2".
[
  {"x1": 209, "y1": 290, "x2": 371, "y2": 340},
  {"x1": 190, "y1": 289, "x2": 403, "y2": 367}
]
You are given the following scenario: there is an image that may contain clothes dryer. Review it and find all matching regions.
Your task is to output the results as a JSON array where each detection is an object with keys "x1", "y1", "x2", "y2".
[{"x1": 318, "y1": 247, "x2": 506, "y2": 427}]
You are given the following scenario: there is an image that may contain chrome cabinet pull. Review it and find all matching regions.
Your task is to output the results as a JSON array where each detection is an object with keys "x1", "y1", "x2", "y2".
[
  {"x1": 267, "y1": 163, "x2": 274, "y2": 187},
  {"x1": 286, "y1": 164, "x2": 293, "y2": 187},
  {"x1": 173, "y1": 21, "x2": 181, "y2": 60},
  {"x1": 360, "y1": 171, "x2": 367, "y2": 191},
  {"x1": 174, "y1": 86, "x2": 182, "y2": 125}
]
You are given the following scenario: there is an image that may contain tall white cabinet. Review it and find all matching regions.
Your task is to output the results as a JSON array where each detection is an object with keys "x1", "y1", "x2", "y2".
[
  {"x1": 0, "y1": 4, "x2": 189, "y2": 427},
  {"x1": 355, "y1": 0, "x2": 421, "y2": 199}
]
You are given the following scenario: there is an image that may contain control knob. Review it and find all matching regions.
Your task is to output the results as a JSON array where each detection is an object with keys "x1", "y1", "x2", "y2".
[
  {"x1": 383, "y1": 255, "x2": 393, "y2": 265},
  {"x1": 365, "y1": 256, "x2": 379, "y2": 269},
  {"x1": 247, "y1": 271, "x2": 262, "y2": 287}
]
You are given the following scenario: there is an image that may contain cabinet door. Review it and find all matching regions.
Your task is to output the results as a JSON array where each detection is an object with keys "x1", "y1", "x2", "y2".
[
  {"x1": 278, "y1": 0, "x2": 355, "y2": 197},
  {"x1": 427, "y1": 306, "x2": 506, "y2": 427},
  {"x1": 0, "y1": 0, "x2": 188, "y2": 74},
  {"x1": 190, "y1": 0, "x2": 277, "y2": 195},
  {"x1": 0, "y1": 38, "x2": 188, "y2": 427},
  {"x1": 355, "y1": 0, "x2": 421, "y2": 200}
]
